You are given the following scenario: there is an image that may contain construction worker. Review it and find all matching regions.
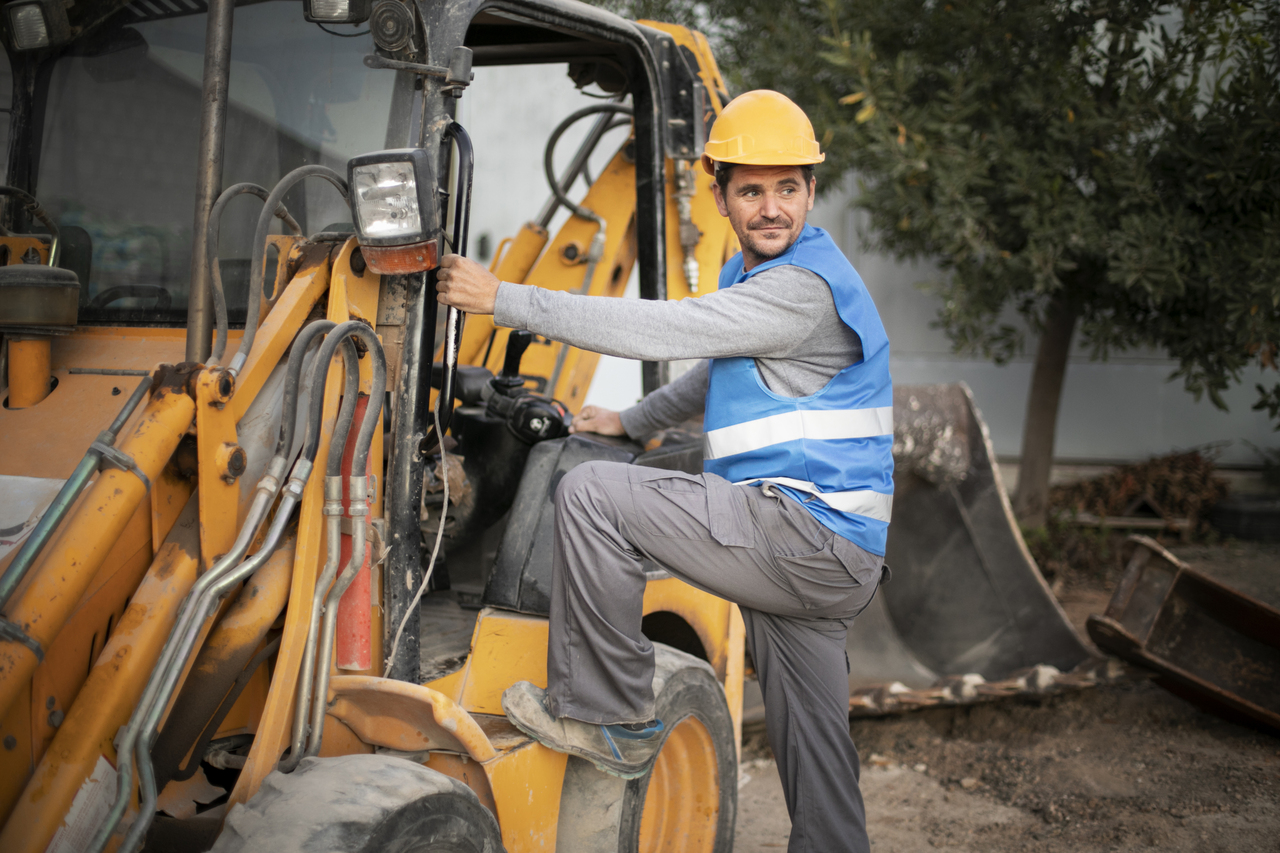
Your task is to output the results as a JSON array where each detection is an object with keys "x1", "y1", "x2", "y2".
[{"x1": 437, "y1": 90, "x2": 892, "y2": 853}]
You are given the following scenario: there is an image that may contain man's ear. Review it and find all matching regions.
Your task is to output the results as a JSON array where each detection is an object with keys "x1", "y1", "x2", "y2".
[
  {"x1": 806, "y1": 175, "x2": 816, "y2": 212},
  {"x1": 711, "y1": 180, "x2": 730, "y2": 218}
]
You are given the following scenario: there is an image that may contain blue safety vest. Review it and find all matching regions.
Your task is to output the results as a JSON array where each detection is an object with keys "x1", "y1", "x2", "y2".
[{"x1": 703, "y1": 224, "x2": 894, "y2": 555}]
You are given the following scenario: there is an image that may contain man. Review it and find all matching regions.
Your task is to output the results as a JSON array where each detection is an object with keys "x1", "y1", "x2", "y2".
[{"x1": 437, "y1": 90, "x2": 892, "y2": 853}]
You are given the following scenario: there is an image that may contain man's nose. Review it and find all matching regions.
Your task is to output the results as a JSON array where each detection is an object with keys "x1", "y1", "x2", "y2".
[{"x1": 760, "y1": 192, "x2": 781, "y2": 219}]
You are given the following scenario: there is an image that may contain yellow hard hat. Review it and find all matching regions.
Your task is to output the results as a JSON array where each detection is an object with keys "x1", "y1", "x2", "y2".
[{"x1": 701, "y1": 90, "x2": 824, "y2": 176}]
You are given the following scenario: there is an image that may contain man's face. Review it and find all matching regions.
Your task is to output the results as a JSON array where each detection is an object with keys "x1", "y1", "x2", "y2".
[{"x1": 712, "y1": 164, "x2": 815, "y2": 271}]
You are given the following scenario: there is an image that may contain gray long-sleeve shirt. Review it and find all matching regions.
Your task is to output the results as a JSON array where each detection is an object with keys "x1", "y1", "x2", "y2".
[{"x1": 494, "y1": 263, "x2": 863, "y2": 440}]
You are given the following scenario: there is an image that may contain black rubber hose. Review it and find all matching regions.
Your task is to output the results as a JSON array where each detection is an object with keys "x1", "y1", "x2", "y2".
[
  {"x1": 207, "y1": 183, "x2": 301, "y2": 366},
  {"x1": 543, "y1": 103, "x2": 633, "y2": 222},
  {"x1": 234, "y1": 166, "x2": 349, "y2": 372},
  {"x1": 341, "y1": 325, "x2": 386, "y2": 478},
  {"x1": 277, "y1": 320, "x2": 335, "y2": 458},
  {"x1": 303, "y1": 321, "x2": 386, "y2": 473},
  {"x1": 580, "y1": 117, "x2": 634, "y2": 187},
  {"x1": 326, "y1": 341, "x2": 362, "y2": 478}
]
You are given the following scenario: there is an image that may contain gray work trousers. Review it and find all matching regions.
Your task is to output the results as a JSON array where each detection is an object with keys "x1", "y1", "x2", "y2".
[{"x1": 547, "y1": 460, "x2": 884, "y2": 853}]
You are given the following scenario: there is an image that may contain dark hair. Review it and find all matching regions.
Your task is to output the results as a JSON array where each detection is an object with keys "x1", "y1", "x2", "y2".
[{"x1": 714, "y1": 162, "x2": 815, "y2": 195}]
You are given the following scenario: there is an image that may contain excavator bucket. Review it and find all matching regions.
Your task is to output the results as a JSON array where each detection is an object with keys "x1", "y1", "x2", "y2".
[{"x1": 745, "y1": 383, "x2": 1095, "y2": 721}]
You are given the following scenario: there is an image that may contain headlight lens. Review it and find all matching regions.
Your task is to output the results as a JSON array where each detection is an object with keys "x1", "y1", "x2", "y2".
[
  {"x1": 9, "y1": 4, "x2": 49, "y2": 50},
  {"x1": 309, "y1": 0, "x2": 351, "y2": 19},
  {"x1": 304, "y1": 0, "x2": 371, "y2": 24},
  {"x1": 351, "y1": 162, "x2": 423, "y2": 240}
]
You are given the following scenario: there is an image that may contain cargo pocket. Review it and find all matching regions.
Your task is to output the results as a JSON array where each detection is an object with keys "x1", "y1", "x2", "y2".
[
  {"x1": 706, "y1": 474, "x2": 754, "y2": 548},
  {"x1": 636, "y1": 471, "x2": 755, "y2": 548},
  {"x1": 775, "y1": 543, "x2": 863, "y2": 611}
]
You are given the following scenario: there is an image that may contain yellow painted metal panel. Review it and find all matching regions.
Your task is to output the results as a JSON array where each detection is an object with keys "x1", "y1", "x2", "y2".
[
  {"x1": 0, "y1": 372, "x2": 155, "y2": 481},
  {"x1": 28, "y1": 502, "x2": 152, "y2": 767},
  {"x1": 0, "y1": 499, "x2": 200, "y2": 853},
  {"x1": 196, "y1": 369, "x2": 241, "y2": 571},
  {"x1": 228, "y1": 255, "x2": 344, "y2": 808},
  {"x1": 423, "y1": 609, "x2": 550, "y2": 717},
  {"x1": 230, "y1": 247, "x2": 332, "y2": 422},
  {"x1": 484, "y1": 739, "x2": 569, "y2": 853},
  {"x1": 457, "y1": 222, "x2": 550, "y2": 368},
  {"x1": 0, "y1": 682, "x2": 31, "y2": 826},
  {"x1": 0, "y1": 384, "x2": 195, "y2": 724},
  {"x1": 7, "y1": 338, "x2": 52, "y2": 409}
]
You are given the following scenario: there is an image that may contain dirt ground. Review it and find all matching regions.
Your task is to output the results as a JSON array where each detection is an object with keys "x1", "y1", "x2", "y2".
[{"x1": 734, "y1": 540, "x2": 1280, "y2": 852}]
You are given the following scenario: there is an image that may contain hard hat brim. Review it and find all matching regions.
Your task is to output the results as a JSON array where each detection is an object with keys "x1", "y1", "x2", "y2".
[{"x1": 701, "y1": 151, "x2": 826, "y2": 176}]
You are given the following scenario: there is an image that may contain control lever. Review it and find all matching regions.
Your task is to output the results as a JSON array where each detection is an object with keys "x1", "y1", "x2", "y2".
[{"x1": 493, "y1": 330, "x2": 533, "y2": 396}]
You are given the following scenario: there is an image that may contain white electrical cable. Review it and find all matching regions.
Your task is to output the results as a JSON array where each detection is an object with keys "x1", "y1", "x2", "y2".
[{"x1": 386, "y1": 406, "x2": 449, "y2": 674}]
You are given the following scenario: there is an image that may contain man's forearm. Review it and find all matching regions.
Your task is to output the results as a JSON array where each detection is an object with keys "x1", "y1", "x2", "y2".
[
  {"x1": 494, "y1": 276, "x2": 817, "y2": 362},
  {"x1": 619, "y1": 361, "x2": 709, "y2": 440}
]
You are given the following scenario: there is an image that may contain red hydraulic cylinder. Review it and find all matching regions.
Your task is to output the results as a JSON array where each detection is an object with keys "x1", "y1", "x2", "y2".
[{"x1": 336, "y1": 395, "x2": 373, "y2": 671}]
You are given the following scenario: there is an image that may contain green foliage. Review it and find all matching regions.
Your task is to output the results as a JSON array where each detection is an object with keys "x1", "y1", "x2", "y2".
[{"x1": 695, "y1": 0, "x2": 1280, "y2": 414}]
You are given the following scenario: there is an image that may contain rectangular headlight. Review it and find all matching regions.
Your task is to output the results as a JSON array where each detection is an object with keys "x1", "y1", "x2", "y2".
[
  {"x1": 4, "y1": 0, "x2": 70, "y2": 51},
  {"x1": 352, "y1": 161, "x2": 423, "y2": 239},
  {"x1": 348, "y1": 147, "x2": 441, "y2": 275},
  {"x1": 304, "y1": 0, "x2": 371, "y2": 24}
]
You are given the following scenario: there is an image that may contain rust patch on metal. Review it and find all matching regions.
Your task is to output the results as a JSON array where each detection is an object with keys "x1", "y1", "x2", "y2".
[
  {"x1": 288, "y1": 240, "x2": 333, "y2": 281},
  {"x1": 150, "y1": 361, "x2": 204, "y2": 401}
]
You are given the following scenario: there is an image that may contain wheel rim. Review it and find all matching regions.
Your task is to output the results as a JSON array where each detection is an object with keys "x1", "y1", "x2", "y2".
[{"x1": 637, "y1": 714, "x2": 721, "y2": 853}]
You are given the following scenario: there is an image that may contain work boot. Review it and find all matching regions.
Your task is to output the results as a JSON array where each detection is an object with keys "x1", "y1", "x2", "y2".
[{"x1": 501, "y1": 681, "x2": 664, "y2": 779}]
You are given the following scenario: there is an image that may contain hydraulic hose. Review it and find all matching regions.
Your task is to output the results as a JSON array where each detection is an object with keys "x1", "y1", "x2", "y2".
[
  {"x1": 278, "y1": 504, "x2": 341, "y2": 774},
  {"x1": 304, "y1": 321, "x2": 387, "y2": 480},
  {"x1": 295, "y1": 321, "x2": 386, "y2": 759},
  {"x1": 279, "y1": 336, "x2": 361, "y2": 774},
  {"x1": 89, "y1": 319, "x2": 360, "y2": 852},
  {"x1": 539, "y1": 105, "x2": 630, "y2": 395},
  {"x1": 542, "y1": 103, "x2": 633, "y2": 224},
  {"x1": 206, "y1": 183, "x2": 301, "y2": 367},
  {"x1": 88, "y1": 457, "x2": 291, "y2": 853},
  {"x1": 229, "y1": 166, "x2": 349, "y2": 377},
  {"x1": 124, "y1": 489, "x2": 304, "y2": 853},
  {"x1": 326, "y1": 343, "x2": 363, "y2": 480},
  {"x1": 278, "y1": 319, "x2": 337, "y2": 459}
]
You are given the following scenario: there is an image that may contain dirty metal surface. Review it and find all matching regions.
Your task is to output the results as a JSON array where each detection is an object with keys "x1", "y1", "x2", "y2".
[{"x1": 1087, "y1": 535, "x2": 1280, "y2": 730}]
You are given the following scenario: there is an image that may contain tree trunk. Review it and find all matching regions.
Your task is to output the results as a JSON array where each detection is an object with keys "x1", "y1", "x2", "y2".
[{"x1": 1012, "y1": 296, "x2": 1079, "y2": 527}]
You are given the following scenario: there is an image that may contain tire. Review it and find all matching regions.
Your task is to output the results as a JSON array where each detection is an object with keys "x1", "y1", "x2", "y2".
[
  {"x1": 556, "y1": 643, "x2": 738, "y2": 853},
  {"x1": 210, "y1": 754, "x2": 502, "y2": 853}
]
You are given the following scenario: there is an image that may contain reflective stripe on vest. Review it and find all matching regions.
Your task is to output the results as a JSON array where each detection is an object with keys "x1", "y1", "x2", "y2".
[
  {"x1": 742, "y1": 476, "x2": 894, "y2": 523},
  {"x1": 704, "y1": 406, "x2": 894, "y2": 461}
]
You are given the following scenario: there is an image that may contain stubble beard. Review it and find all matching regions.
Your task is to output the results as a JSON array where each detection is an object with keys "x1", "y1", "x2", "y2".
[{"x1": 740, "y1": 216, "x2": 799, "y2": 265}]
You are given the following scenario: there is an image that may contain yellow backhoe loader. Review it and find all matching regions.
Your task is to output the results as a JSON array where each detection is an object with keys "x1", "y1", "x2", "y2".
[{"x1": 0, "y1": 0, "x2": 1090, "y2": 850}]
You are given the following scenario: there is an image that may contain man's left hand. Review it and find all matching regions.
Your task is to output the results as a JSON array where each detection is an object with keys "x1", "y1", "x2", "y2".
[{"x1": 437, "y1": 253, "x2": 500, "y2": 315}]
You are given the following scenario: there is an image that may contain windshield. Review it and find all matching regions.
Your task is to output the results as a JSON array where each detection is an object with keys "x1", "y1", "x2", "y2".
[{"x1": 33, "y1": 0, "x2": 400, "y2": 326}]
